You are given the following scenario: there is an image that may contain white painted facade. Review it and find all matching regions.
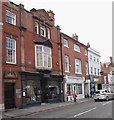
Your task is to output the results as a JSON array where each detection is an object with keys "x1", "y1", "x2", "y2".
[{"x1": 88, "y1": 47, "x2": 101, "y2": 92}]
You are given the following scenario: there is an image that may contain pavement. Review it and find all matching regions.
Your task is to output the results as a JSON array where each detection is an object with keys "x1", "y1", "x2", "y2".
[{"x1": 2, "y1": 98, "x2": 92, "y2": 118}]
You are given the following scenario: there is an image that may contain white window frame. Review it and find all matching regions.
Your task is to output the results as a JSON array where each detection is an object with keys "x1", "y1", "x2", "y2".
[
  {"x1": 47, "y1": 28, "x2": 51, "y2": 39},
  {"x1": 6, "y1": 37, "x2": 16, "y2": 64},
  {"x1": 35, "y1": 22, "x2": 39, "y2": 34},
  {"x1": 75, "y1": 59, "x2": 82, "y2": 74},
  {"x1": 40, "y1": 25, "x2": 46, "y2": 37},
  {"x1": 74, "y1": 44, "x2": 80, "y2": 52},
  {"x1": 64, "y1": 39, "x2": 69, "y2": 48},
  {"x1": 35, "y1": 45, "x2": 52, "y2": 69},
  {"x1": 6, "y1": 10, "x2": 16, "y2": 25},
  {"x1": 64, "y1": 55, "x2": 69, "y2": 72}
]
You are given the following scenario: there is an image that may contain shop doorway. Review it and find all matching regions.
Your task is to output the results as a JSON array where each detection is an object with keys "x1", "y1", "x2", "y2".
[{"x1": 5, "y1": 83, "x2": 15, "y2": 109}]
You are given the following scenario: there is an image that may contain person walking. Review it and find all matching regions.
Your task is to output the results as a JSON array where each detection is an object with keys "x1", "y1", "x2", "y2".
[{"x1": 73, "y1": 91, "x2": 77, "y2": 102}]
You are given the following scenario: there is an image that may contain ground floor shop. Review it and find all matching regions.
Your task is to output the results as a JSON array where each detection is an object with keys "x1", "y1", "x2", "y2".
[
  {"x1": 90, "y1": 75, "x2": 102, "y2": 95},
  {"x1": 20, "y1": 71, "x2": 63, "y2": 108},
  {"x1": 3, "y1": 70, "x2": 63, "y2": 110},
  {"x1": 63, "y1": 75, "x2": 85, "y2": 102}
]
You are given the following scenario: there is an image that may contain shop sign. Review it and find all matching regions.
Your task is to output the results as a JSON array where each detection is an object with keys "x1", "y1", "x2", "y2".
[{"x1": 44, "y1": 74, "x2": 50, "y2": 78}]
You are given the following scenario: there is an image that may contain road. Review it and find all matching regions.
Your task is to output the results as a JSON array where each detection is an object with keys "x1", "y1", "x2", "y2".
[{"x1": 19, "y1": 99, "x2": 113, "y2": 118}]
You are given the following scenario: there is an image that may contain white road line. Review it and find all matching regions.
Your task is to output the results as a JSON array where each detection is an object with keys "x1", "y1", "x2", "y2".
[
  {"x1": 74, "y1": 107, "x2": 96, "y2": 118},
  {"x1": 102, "y1": 101, "x2": 112, "y2": 106}
]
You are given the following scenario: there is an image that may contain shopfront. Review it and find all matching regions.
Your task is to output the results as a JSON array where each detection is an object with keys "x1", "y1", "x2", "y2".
[
  {"x1": 20, "y1": 71, "x2": 62, "y2": 107},
  {"x1": 64, "y1": 75, "x2": 85, "y2": 101}
]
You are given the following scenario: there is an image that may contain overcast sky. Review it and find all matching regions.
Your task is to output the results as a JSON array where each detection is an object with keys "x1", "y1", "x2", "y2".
[{"x1": 12, "y1": 0, "x2": 112, "y2": 63}]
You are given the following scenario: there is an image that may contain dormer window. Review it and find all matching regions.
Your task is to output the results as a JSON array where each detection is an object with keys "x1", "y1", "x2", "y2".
[{"x1": 40, "y1": 25, "x2": 46, "y2": 37}]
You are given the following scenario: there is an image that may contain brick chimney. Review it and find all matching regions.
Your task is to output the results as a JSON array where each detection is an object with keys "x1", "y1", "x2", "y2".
[
  {"x1": 72, "y1": 33, "x2": 78, "y2": 41},
  {"x1": 47, "y1": 10, "x2": 55, "y2": 26},
  {"x1": 87, "y1": 42, "x2": 90, "y2": 48}
]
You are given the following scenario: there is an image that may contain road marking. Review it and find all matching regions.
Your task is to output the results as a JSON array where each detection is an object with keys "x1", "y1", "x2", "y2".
[
  {"x1": 74, "y1": 107, "x2": 96, "y2": 118},
  {"x1": 102, "y1": 101, "x2": 112, "y2": 106}
]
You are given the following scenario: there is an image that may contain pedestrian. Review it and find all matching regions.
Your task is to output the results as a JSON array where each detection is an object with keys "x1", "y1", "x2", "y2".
[{"x1": 72, "y1": 91, "x2": 77, "y2": 102}]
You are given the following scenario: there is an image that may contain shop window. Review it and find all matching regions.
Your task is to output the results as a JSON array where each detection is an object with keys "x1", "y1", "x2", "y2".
[
  {"x1": 76, "y1": 84, "x2": 82, "y2": 94},
  {"x1": 44, "y1": 86, "x2": 59, "y2": 100},
  {"x1": 67, "y1": 84, "x2": 71, "y2": 96},
  {"x1": 24, "y1": 80, "x2": 41, "y2": 103}
]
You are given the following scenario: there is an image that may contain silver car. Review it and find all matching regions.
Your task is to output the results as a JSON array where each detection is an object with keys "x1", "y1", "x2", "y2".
[{"x1": 94, "y1": 89, "x2": 114, "y2": 102}]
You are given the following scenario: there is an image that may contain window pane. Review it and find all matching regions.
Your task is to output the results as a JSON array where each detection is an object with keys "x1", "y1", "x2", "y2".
[
  {"x1": 35, "y1": 45, "x2": 52, "y2": 69},
  {"x1": 6, "y1": 10, "x2": 16, "y2": 25},
  {"x1": 6, "y1": 37, "x2": 16, "y2": 64}
]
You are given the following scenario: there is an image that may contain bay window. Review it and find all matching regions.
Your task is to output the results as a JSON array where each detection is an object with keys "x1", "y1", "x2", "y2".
[{"x1": 35, "y1": 45, "x2": 52, "y2": 69}]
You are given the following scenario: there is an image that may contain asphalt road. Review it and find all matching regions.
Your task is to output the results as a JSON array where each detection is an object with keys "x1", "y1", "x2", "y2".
[{"x1": 19, "y1": 99, "x2": 113, "y2": 118}]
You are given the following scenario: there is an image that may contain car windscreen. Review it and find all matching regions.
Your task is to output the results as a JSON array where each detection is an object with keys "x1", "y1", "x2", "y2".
[{"x1": 95, "y1": 91, "x2": 100, "y2": 94}]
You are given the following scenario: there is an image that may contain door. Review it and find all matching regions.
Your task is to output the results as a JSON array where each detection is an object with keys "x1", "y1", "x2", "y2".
[{"x1": 5, "y1": 83, "x2": 15, "y2": 109}]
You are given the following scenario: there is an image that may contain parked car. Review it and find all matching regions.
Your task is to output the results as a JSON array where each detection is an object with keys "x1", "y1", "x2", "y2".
[{"x1": 94, "y1": 89, "x2": 114, "y2": 102}]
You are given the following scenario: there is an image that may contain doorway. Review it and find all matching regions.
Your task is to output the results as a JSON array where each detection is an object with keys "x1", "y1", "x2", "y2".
[{"x1": 5, "y1": 83, "x2": 15, "y2": 109}]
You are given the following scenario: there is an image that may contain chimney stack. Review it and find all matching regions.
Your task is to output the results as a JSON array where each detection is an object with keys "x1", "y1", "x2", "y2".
[
  {"x1": 47, "y1": 10, "x2": 55, "y2": 26},
  {"x1": 72, "y1": 33, "x2": 78, "y2": 41},
  {"x1": 87, "y1": 42, "x2": 90, "y2": 48}
]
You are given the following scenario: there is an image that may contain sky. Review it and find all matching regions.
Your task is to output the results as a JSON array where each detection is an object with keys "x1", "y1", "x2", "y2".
[{"x1": 11, "y1": 0, "x2": 112, "y2": 63}]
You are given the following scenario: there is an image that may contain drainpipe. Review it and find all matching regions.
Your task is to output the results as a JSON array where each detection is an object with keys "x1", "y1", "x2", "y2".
[{"x1": 59, "y1": 32, "x2": 64, "y2": 102}]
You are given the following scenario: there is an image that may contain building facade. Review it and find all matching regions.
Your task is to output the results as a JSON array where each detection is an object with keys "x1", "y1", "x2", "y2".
[
  {"x1": 88, "y1": 44, "x2": 101, "y2": 94},
  {"x1": 101, "y1": 57, "x2": 114, "y2": 92},
  {"x1": 60, "y1": 33, "x2": 89, "y2": 101},
  {"x1": 1, "y1": 1, "x2": 63, "y2": 110}
]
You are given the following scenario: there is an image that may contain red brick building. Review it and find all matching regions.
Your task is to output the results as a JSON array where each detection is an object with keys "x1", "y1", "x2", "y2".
[
  {"x1": 101, "y1": 57, "x2": 114, "y2": 91},
  {"x1": 1, "y1": 1, "x2": 63, "y2": 110},
  {"x1": 60, "y1": 33, "x2": 89, "y2": 101}
]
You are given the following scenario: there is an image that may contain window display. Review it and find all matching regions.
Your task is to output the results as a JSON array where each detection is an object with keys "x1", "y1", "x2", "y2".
[{"x1": 23, "y1": 80, "x2": 41, "y2": 103}]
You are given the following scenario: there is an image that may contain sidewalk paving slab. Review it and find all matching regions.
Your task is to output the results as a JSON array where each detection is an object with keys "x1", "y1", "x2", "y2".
[{"x1": 3, "y1": 98, "x2": 92, "y2": 118}]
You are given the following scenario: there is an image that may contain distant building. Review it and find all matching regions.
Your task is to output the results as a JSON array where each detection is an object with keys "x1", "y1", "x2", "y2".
[{"x1": 101, "y1": 57, "x2": 114, "y2": 92}]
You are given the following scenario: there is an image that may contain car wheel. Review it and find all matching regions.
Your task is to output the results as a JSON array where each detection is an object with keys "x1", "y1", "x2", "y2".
[
  {"x1": 106, "y1": 96, "x2": 109, "y2": 101},
  {"x1": 94, "y1": 99, "x2": 97, "y2": 102}
]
